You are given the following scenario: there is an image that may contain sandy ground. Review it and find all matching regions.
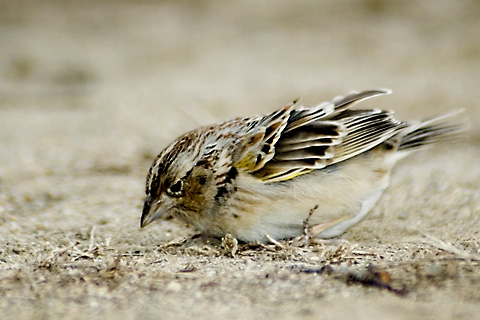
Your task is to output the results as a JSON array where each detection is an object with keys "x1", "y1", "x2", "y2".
[{"x1": 1, "y1": 1, "x2": 480, "y2": 319}]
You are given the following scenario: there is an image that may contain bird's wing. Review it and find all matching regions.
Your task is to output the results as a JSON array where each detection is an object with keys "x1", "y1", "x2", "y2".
[
  {"x1": 235, "y1": 89, "x2": 406, "y2": 183},
  {"x1": 234, "y1": 104, "x2": 293, "y2": 173}
]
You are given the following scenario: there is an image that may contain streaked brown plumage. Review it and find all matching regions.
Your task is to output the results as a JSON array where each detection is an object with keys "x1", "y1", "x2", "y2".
[{"x1": 140, "y1": 89, "x2": 463, "y2": 243}]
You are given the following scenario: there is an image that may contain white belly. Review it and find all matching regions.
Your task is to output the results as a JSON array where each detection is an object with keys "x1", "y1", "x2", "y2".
[{"x1": 225, "y1": 150, "x2": 395, "y2": 242}]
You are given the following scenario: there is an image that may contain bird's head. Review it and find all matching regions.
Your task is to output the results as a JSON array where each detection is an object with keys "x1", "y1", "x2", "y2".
[{"x1": 140, "y1": 129, "x2": 232, "y2": 229}]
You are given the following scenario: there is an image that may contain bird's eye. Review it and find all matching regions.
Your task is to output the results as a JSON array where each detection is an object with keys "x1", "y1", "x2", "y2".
[{"x1": 166, "y1": 180, "x2": 184, "y2": 197}]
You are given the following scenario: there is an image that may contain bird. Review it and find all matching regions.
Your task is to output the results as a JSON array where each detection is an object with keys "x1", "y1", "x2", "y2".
[{"x1": 140, "y1": 89, "x2": 463, "y2": 243}]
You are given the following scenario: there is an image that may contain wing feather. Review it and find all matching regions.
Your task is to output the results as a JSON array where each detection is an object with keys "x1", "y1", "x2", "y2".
[
  {"x1": 235, "y1": 89, "x2": 404, "y2": 182},
  {"x1": 235, "y1": 105, "x2": 292, "y2": 172},
  {"x1": 328, "y1": 88, "x2": 391, "y2": 118}
]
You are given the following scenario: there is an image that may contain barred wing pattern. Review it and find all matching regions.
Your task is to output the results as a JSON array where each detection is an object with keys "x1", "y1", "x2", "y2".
[{"x1": 237, "y1": 89, "x2": 406, "y2": 182}]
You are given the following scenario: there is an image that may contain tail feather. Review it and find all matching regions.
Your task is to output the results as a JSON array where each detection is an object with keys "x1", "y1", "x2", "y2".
[{"x1": 396, "y1": 111, "x2": 465, "y2": 151}]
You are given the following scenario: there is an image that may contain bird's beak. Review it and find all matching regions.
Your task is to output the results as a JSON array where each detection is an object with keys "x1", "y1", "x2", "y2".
[{"x1": 140, "y1": 195, "x2": 167, "y2": 228}]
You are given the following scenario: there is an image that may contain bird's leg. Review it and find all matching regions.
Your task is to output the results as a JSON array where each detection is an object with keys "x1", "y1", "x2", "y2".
[
  {"x1": 292, "y1": 205, "x2": 318, "y2": 247},
  {"x1": 293, "y1": 205, "x2": 351, "y2": 247},
  {"x1": 301, "y1": 205, "x2": 318, "y2": 246}
]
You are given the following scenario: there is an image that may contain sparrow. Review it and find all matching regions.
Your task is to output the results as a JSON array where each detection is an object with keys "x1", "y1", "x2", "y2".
[{"x1": 140, "y1": 89, "x2": 463, "y2": 243}]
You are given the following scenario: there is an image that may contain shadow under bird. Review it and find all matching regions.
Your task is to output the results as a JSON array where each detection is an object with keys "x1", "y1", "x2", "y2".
[{"x1": 140, "y1": 89, "x2": 463, "y2": 243}]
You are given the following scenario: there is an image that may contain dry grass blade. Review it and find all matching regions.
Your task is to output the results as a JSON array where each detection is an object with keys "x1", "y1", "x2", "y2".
[{"x1": 417, "y1": 234, "x2": 480, "y2": 261}]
